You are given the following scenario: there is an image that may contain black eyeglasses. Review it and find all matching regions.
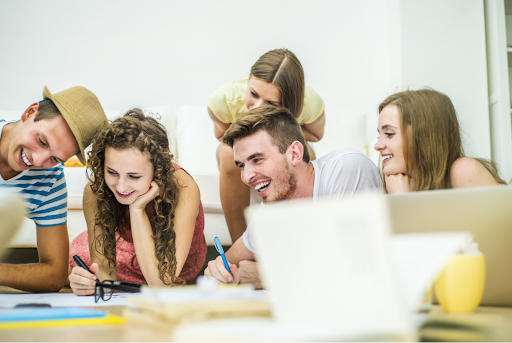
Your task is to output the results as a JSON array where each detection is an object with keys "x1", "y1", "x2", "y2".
[{"x1": 94, "y1": 280, "x2": 142, "y2": 303}]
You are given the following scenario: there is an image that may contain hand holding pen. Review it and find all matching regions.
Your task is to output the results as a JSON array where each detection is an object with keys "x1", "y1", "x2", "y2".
[
  {"x1": 204, "y1": 237, "x2": 240, "y2": 284},
  {"x1": 69, "y1": 254, "x2": 100, "y2": 296}
]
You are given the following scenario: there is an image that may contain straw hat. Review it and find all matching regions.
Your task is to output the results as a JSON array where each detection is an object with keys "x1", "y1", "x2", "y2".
[{"x1": 42, "y1": 86, "x2": 107, "y2": 165}]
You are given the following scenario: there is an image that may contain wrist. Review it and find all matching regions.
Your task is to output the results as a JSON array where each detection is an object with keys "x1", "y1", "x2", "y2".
[{"x1": 129, "y1": 205, "x2": 146, "y2": 216}]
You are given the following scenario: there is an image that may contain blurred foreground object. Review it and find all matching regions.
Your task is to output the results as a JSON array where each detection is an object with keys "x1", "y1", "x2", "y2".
[
  {"x1": 124, "y1": 280, "x2": 270, "y2": 328},
  {"x1": 435, "y1": 240, "x2": 485, "y2": 313}
]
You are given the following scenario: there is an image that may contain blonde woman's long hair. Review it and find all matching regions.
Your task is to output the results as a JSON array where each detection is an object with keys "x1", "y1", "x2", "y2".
[
  {"x1": 378, "y1": 89, "x2": 506, "y2": 192},
  {"x1": 250, "y1": 48, "x2": 305, "y2": 119}
]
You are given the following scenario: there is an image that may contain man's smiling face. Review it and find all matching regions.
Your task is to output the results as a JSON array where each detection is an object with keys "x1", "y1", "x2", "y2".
[
  {"x1": 7, "y1": 108, "x2": 79, "y2": 171},
  {"x1": 233, "y1": 130, "x2": 297, "y2": 203}
]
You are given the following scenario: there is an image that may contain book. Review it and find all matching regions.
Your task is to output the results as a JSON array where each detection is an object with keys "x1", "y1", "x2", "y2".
[{"x1": 0, "y1": 307, "x2": 125, "y2": 330}]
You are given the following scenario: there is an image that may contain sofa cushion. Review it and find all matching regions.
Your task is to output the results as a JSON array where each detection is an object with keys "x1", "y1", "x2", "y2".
[
  {"x1": 309, "y1": 110, "x2": 368, "y2": 158},
  {"x1": 175, "y1": 106, "x2": 220, "y2": 174}
]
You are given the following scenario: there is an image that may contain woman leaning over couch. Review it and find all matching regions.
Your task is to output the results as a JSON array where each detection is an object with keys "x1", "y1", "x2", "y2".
[
  {"x1": 207, "y1": 48, "x2": 326, "y2": 242},
  {"x1": 374, "y1": 88, "x2": 507, "y2": 194}
]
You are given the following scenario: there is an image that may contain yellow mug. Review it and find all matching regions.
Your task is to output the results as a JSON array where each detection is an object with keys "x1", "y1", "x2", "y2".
[{"x1": 434, "y1": 254, "x2": 485, "y2": 314}]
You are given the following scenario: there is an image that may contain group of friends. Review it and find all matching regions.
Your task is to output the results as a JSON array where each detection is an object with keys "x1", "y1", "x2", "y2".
[{"x1": 0, "y1": 49, "x2": 508, "y2": 294}]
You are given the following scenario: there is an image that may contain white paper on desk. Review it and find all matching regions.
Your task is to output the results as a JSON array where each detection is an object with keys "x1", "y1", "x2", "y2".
[
  {"x1": 0, "y1": 292, "x2": 129, "y2": 308},
  {"x1": 391, "y1": 232, "x2": 469, "y2": 314}
]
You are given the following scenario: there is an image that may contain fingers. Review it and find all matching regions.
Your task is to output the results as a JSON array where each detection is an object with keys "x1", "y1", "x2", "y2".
[
  {"x1": 90, "y1": 263, "x2": 99, "y2": 278},
  {"x1": 204, "y1": 256, "x2": 239, "y2": 284},
  {"x1": 69, "y1": 266, "x2": 97, "y2": 296}
]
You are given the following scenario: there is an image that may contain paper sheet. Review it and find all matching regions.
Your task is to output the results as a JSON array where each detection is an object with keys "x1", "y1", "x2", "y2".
[{"x1": 0, "y1": 293, "x2": 129, "y2": 308}]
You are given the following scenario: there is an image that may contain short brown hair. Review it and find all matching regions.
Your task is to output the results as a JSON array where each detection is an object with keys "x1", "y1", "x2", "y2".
[
  {"x1": 250, "y1": 49, "x2": 305, "y2": 118},
  {"x1": 222, "y1": 105, "x2": 310, "y2": 163},
  {"x1": 34, "y1": 99, "x2": 61, "y2": 122}
]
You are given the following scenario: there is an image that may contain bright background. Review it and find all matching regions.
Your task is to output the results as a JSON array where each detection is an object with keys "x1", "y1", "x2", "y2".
[{"x1": 0, "y1": 0, "x2": 510, "y2": 179}]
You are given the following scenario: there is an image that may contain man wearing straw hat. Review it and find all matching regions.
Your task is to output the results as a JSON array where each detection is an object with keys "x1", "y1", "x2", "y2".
[{"x1": 0, "y1": 86, "x2": 107, "y2": 292}]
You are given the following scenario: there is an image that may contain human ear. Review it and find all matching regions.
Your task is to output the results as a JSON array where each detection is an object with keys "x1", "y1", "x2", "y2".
[
  {"x1": 289, "y1": 141, "x2": 304, "y2": 167},
  {"x1": 21, "y1": 103, "x2": 40, "y2": 122}
]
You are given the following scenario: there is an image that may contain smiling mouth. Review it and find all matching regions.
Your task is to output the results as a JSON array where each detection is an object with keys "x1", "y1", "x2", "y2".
[
  {"x1": 253, "y1": 180, "x2": 271, "y2": 193},
  {"x1": 382, "y1": 155, "x2": 394, "y2": 163},
  {"x1": 116, "y1": 190, "x2": 135, "y2": 198},
  {"x1": 20, "y1": 148, "x2": 33, "y2": 167}
]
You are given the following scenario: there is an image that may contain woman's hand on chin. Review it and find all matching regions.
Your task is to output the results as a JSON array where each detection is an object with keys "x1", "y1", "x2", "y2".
[
  {"x1": 129, "y1": 181, "x2": 160, "y2": 211},
  {"x1": 385, "y1": 173, "x2": 411, "y2": 194}
]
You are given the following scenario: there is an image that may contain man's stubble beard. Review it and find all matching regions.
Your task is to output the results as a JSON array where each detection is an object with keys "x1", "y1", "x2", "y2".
[{"x1": 262, "y1": 164, "x2": 298, "y2": 203}]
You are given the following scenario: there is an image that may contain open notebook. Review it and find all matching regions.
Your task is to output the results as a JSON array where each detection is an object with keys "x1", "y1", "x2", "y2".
[{"x1": 173, "y1": 194, "x2": 469, "y2": 341}]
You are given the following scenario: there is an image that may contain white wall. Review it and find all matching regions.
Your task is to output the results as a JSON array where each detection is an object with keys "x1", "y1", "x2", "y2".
[
  {"x1": 0, "y1": 1, "x2": 389, "y2": 116},
  {"x1": 0, "y1": 0, "x2": 503, "y2": 172},
  {"x1": 397, "y1": 0, "x2": 491, "y2": 160}
]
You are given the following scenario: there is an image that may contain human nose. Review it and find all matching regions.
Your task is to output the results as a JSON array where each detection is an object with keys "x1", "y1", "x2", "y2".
[
  {"x1": 374, "y1": 136, "x2": 385, "y2": 152},
  {"x1": 241, "y1": 166, "x2": 257, "y2": 185},
  {"x1": 251, "y1": 99, "x2": 265, "y2": 110},
  {"x1": 32, "y1": 151, "x2": 53, "y2": 168},
  {"x1": 117, "y1": 177, "x2": 130, "y2": 192}
]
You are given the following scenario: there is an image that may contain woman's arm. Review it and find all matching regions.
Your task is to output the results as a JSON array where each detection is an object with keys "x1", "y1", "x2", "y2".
[
  {"x1": 450, "y1": 157, "x2": 499, "y2": 188},
  {"x1": 69, "y1": 183, "x2": 116, "y2": 295},
  {"x1": 301, "y1": 111, "x2": 325, "y2": 142},
  {"x1": 130, "y1": 170, "x2": 200, "y2": 285},
  {"x1": 84, "y1": 183, "x2": 117, "y2": 282},
  {"x1": 208, "y1": 107, "x2": 231, "y2": 141},
  {"x1": 167, "y1": 169, "x2": 201, "y2": 276}
]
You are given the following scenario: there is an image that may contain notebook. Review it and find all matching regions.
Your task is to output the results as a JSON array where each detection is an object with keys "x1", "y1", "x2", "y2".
[{"x1": 0, "y1": 307, "x2": 125, "y2": 329}]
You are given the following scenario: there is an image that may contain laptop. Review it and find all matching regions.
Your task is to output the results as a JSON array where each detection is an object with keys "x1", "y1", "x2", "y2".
[
  {"x1": 387, "y1": 186, "x2": 512, "y2": 306},
  {"x1": 0, "y1": 191, "x2": 25, "y2": 260}
]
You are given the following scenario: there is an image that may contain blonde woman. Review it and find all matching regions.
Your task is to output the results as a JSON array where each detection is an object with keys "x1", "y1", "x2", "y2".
[
  {"x1": 374, "y1": 88, "x2": 506, "y2": 193},
  {"x1": 208, "y1": 48, "x2": 326, "y2": 242}
]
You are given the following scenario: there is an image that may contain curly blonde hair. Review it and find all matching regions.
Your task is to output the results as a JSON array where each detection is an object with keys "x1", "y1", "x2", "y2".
[{"x1": 87, "y1": 109, "x2": 183, "y2": 285}]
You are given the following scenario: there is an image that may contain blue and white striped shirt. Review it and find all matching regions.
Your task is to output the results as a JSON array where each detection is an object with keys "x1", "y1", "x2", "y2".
[{"x1": 0, "y1": 120, "x2": 67, "y2": 227}]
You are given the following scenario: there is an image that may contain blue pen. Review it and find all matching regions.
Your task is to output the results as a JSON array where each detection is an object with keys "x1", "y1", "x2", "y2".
[{"x1": 214, "y1": 236, "x2": 234, "y2": 283}]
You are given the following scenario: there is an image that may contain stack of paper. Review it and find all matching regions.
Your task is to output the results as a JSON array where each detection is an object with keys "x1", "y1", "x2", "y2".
[{"x1": 124, "y1": 283, "x2": 271, "y2": 327}]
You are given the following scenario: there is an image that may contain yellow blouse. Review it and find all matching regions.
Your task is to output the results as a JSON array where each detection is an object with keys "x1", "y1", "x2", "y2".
[{"x1": 207, "y1": 76, "x2": 325, "y2": 125}]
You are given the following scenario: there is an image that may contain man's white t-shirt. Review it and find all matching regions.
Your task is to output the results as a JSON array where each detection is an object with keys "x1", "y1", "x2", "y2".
[{"x1": 242, "y1": 148, "x2": 381, "y2": 253}]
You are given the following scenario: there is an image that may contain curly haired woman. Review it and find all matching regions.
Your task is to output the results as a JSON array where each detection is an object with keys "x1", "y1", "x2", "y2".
[{"x1": 68, "y1": 109, "x2": 206, "y2": 294}]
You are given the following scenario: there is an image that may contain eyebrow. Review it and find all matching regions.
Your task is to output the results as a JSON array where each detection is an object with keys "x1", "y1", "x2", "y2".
[
  {"x1": 234, "y1": 152, "x2": 264, "y2": 167},
  {"x1": 105, "y1": 166, "x2": 144, "y2": 175},
  {"x1": 250, "y1": 88, "x2": 281, "y2": 106},
  {"x1": 378, "y1": 124, "x2": 399, "y2": 132}
]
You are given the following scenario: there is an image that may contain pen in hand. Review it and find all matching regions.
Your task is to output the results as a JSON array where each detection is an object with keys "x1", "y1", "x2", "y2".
[
  {"x1": 72, "y1": 254, "x2": 95, "y2": 279},
  {"x1": 213, "y1": 237, "x2": 234, "y2": 283}
]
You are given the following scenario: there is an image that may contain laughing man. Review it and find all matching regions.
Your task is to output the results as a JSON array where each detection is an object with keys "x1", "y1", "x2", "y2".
[
  {"x1": 0, "y1": 86, "x2": 107, "y2": 292},
  {"x1": 204, "y1": 106, "x2": 381, "y2": 287}
]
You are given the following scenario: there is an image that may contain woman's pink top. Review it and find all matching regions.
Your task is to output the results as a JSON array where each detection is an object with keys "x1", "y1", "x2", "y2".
[{"x1": 69, "y1": 163, "x2": 207, "y2": 284}]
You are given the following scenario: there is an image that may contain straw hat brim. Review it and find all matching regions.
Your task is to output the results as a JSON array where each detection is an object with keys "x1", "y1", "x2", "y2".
[{"x1": 43, "y1": 86, "x2": 86, "y2": 165}]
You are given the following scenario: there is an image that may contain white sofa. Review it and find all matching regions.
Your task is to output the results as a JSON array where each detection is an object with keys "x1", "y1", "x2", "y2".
[{"x1": 2, "y1": 106, "x2": 372, "y2": 248}]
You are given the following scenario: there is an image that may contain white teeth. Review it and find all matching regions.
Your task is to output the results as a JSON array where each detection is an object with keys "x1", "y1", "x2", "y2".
[
  {"x1": 382, "y1": 155, "x2": 393, "y2": 161},
  {"x1": 21, "y1": 149, "x2": 33, "y2": 166},
  {"x1": 119, "y1": 191, "x2": 133, "y2": 195},
  {"x1": 254, "y1": 181, "x2": 270, "y2": 192}
]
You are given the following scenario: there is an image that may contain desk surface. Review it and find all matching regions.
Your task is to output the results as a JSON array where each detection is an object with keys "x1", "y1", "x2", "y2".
[{"x1": 2, "y1": 286, "x2": 512, "y2": 342}]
